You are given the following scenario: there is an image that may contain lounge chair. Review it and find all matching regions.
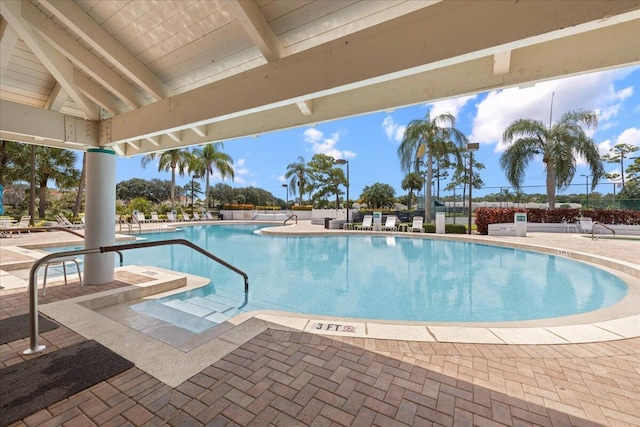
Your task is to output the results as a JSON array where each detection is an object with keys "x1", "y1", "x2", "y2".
[
  {"x1": 409, "y1": 216, "x2": 424, "y2": 233},
  {"x1": 355, "y1": 215, "x2": 373, "y2": 230},
  {"x1": 203, "y1": 211, "x2": 215, "y2": 221},
  {"x1": 150, "y1": 212, "x2": 165, "y2": 222},
  {"x1": 192, "y1": 212, "x2": 201, "y2": 221},
  {"x1": 579, "y1": 217, "x2": 597, "y2": 234},
  {"x1": 56, "y1": 213, "x2": 84, "y2": 229},
  {"x1": 182, "y1": 212, "x2": 192, "y2": 221},
  {"x1": 10, "y1": 215, "x2": 31, "y2": 234},
  {"x1": 166, "y1": 212, "x2": 177, "y2": 222},
  {"x1": 380, "y1": 216, "x2": 397, "y2": 231}
]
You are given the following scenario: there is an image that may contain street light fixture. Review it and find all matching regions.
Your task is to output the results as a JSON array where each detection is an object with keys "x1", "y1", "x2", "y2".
[
  {"x1": 334, "y1": 159, "x2": 350, "y2": 223},
  {"x1": 581, "y1": 174, "x2": 591, "y2": 209},
  {"x1": 191, "y1": 175, "x2": 200, "y2": 215},
  {"x1": 282, "y1": 183, "x2": 289, "y2": 208},
  {"x1": 466, "y1": 143, "x2": 479, "y2": 235}
]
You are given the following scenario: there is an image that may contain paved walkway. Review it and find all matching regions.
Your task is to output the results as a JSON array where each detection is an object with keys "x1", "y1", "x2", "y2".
[{"x1": 1, "y1": 222, "x2": 639, "y2": 426}]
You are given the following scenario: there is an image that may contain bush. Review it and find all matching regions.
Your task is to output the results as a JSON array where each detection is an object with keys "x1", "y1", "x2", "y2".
[
  {"x1": 255, "y1": 206, "x2": 279, "y2": 210},
  {"x1": 223, "y1": 203, "x2": 255, "y2": 210},
  {"x1": 292, "y1": 205, "x2": 313, "y2": 211},
  {"x1": 474, "y1": 207, "x2": 640, "y2": 235},
  {"x1": 421, "y1": 223, "x2": 466, "y2": 234}
]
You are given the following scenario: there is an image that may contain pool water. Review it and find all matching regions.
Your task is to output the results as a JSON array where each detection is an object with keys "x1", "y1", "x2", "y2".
[{"x1": 49, "y1": 225, "x2": 628, "y2": 331}]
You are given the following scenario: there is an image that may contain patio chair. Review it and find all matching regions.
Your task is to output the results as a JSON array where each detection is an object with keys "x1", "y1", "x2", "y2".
[
  {"x1": 203, "y1": 211, "x2": 215, "y2": 220},
  {"x1": 380, "y1": 215, "x2": 398, "y2": 231},
  {"x1": 355, "y1": 215, "x2": 373, "y2": 230},
  {"x1": 166, "y1": 212, "x2": 177, "y2": 222},
  {"x1": 409, "y1": 216, "x2": 424, "y2": 233},
  {"x1": 135, "y1": 212, "x2": 147, "y2": 223},
  {"x1": 182, "y1": 212, "x2": 192, "y2": 221},
  {"x1": 56, "y1": 213, "x2": 84, "y2": 229},
  {"x1": 578, "y1": 217, "x2": 598, "y2": 234},
  {"x1": 150, "y1": 212, "x2": 165, "y2": 222},
  {"x1": 10, "y1": 215, "x2": 32, "y2": 235},
  {"x1": 41, "y1": 255, "x2": 83, "y2": 296},
  {"x1": 192, "y1": 212, "x2": 201, "y2": 221}
]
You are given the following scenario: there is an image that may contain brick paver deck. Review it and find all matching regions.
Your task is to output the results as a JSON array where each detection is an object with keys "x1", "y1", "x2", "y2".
[{"x1": 2, "y1": 282, "x2": 639, "y2": 427}]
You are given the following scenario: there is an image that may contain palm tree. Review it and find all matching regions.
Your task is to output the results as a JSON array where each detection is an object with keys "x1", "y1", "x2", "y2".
[
  {"x1": 397, "y1": 111, "x2": 468, "y2": 221},
  {"x1": 72, "y1": 152, "x2": 87, "y2": 219},
  {"x1": 35, "y1": 147, "x2": 79, "y2": 217},
  {"x1": 284, "y1": 156, "x2": 311, "y2": 205},
  {"x1": 500, "y1": 109, "x2": 604, "y2": 209},
  {"x1": 191, "y1": 143, "x2": 234, "y2": 209},
  {"x1": 141, "y1": 149, "x2": 193, "y2": 210}
]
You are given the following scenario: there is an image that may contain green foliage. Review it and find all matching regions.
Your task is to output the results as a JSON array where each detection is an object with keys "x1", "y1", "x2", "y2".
[
  {"x1": 191, "y1": 143, "x2": 234, "y2": 208},
  {"x1": 284, "y1": 156, "x2": 312, "y2": 205},
  {"x1": 116, "y1": 178, "x2": 172, "y2": 203},
  {"x1": 128, "y1": 197, "x2": 153, "y2": 214},
  {"x1": 307, "y1": 154, "x2": 346, "y2": 207},
  {"x1": 422, "y1": 223, "x2": 467, "y2": 234},
  {"x1": 223, "y1": 203, "x2": 254, "y2": 210},
  {"x1": 360, "y1": 183, "x2": 396, "y2": 209}
]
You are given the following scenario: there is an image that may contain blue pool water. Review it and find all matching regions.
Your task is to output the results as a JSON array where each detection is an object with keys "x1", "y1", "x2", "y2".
[{"x1": 50, "y1": 225, "x2": 628, "y2": 330}]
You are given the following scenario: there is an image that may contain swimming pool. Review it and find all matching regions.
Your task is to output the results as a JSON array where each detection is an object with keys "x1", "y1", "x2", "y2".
[{"x1": 87, "y1": 224, "x2": 627, "y2": 331}]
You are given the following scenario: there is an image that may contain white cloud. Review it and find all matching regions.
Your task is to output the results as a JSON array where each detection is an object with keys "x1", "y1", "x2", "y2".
[
  {"x1": 303, "y1": 127, "x2": 355, "y2": 160},
  {"x1": 616, "y1": 127, "x2": 640, "y2": 147},
  {"x1": 469, "y1": 68, "x2": 636, "y2": 153},
  {"x1": 382, "y1": 116, "x2": 406, "y2": 142},
  {"x1": 427, "y1": 95, "x2": 477, "y2": 119},
  {"x1": 207, "y1": 158, "x2": 250, "y2": 184}
]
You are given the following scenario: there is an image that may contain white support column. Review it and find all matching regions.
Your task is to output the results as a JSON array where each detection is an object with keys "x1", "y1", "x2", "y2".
[{"x1": 84, "y1": 148, "x2": 116, "y2": 284}]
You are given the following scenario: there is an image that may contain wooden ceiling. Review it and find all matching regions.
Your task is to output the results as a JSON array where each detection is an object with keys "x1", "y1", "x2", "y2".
[{"x1": 1, "y1": 0, "x2": 639, "y2": 156}]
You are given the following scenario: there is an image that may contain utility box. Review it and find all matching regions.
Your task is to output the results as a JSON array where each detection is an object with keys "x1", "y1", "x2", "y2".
[
  {"x1": 373, "y1": 211, "x2": 382, "y2": 231},
  {"x1": 436, "y1": 212, "x2": 445, "y2": 234},
  {"x1": 514, "y1": 212, "x2": 527, "y2": 237}
]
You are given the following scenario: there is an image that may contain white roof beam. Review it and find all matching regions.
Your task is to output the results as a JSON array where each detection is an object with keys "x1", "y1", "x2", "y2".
[
  {"x1": 21, "y1": 1, "x2": 145, "y2": 110},
  {"x1": 0, "y1": 99, "x2": 98, "y2": 146},
  {"x1": 0, "y1": 0, "x2": 99, "y2": 120},
  {"x1": 296, "y1": 100, "x2": 313, "y2": 116},
  {"x1": 228, "y1": 0, "x2": 282, "y2": 61},
  {"x1": 0, "y1": 17, "x2": 19, "y2": 70},
  {"x1": 493, "y1": 51, "x2": 511, "y2": 76},
  {"x1": 38, "y1": 0, "x2": 170, "y2": 101},
  {"x1": 73, "y1": 70, "x2": 126, "y2": 115},
  {"x1": 111, "y1": 144, "x2": 126, "y2": 156},
  {"x1": 145, "y1": 136, "x2": 160, "y2": 146},
  {"x1": 126, "y1": 140, "x2": 141, "y2": 150},
  {"x1": 167, "y1": 131, "x2": 182, "y2": 143},
  {"x1": 192, "y1": 126, "x2": 207, "y2": 138},
  {"x1": 44, "y1": 82, "x2": 67, "y2": 111}
]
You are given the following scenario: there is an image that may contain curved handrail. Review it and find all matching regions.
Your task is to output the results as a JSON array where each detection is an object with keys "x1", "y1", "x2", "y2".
[
  {"x1": 24, "y1": 238, "x2": 248, "y2": 354},
  {"x1": 592, "y1": 221, "x2": 616, "y2": 240},
  {"x1": 284, "y1": 214, "x2": 298, "y2": 226}
]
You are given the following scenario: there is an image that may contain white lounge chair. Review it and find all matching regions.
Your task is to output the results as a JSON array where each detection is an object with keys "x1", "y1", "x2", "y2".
[
  {"x1": 56, "y1": 213, "x2": 84, "y2": 229},
  {"x1": 166, "y1": 212, "x2": 177, "y2": 222},
  {"x1": 182, "y1": 212, "x2": 192, "y2": 221},
  {"x1": 579, "y1": 217, "x2": 597, "y2": 234},
  {"x1": 150, "y1": 212, "x2": 165, "y2": 222},
  {"x1": 203, "y1": 211, "x2": 215, "y2": 220},
  {"x1": 409, "y1": 216, "x2": 424, "y2": 233},
  {"x1": 380, "y1": 216, "x2": 397, "y2": 231},
  {"x1": 355, "y1": 215, "x2": 373, "y2": 230},
  {"x1": 192, "y1": 212, "x2": 201, "y2": 221},
  {"x1": 135, "y1": 212, "x2": 147, "y2": 223}
]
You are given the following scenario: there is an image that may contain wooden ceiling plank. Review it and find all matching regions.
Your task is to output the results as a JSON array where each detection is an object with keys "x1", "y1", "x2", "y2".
[
  {"x1": 0, "y1": 17, "x2": 19, "y2": 70},
  {"x1": 228, "y1": 0, "x2": 282, "y2": 61},
  {"x1": 22, "y1": 1, "x2": 146, "y2": 109},
  {"x1": 0, "y1": 0, "x2": 99, "y2": 119},
  {"x1": 38, "y1": 0, "x2": 170, "y2": 101}
]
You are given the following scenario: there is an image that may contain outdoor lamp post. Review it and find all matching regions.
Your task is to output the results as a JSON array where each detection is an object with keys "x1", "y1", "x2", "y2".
[
  {"x1": 282, "y1": 184, "x2": 288, "y2": 208},
  {"x1": 335, "y1": 159, "x2": 350, "y2": 223},
  {"x1": 466, "y1": 143, "x2": 479, "y2": 235},
  {"x1": 581, "y1": 174, "x2": 591, "y2": 209},
  {"x1": 191, "y1": 175, "x2": 200, "y2": 214}
]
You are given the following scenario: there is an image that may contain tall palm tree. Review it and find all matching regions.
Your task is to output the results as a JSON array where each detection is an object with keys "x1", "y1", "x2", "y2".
[
  {"x1": 284, "y1": 156, "x2": 311, "y2": 205},
  {"x1": 73, "y1": 152, "x2": 87, "y2": 219},
  {"x1": 35, "y1": 147, "x2": 79, "y2": 217},
  {"x1": 191, "y1": 143, "x2": 234, "y2": 209},
  {"x1": 397, "y1": 111, "x2": 468, "y2": 221},
  {"x1": 500, "y1": 109, "x2": 604, "y2": 209},
  {"x1": 141, "y1": 149, "x2": 193, "y2": 210}
]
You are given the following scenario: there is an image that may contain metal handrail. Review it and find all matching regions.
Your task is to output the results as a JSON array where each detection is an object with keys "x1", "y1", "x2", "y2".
[
  {"x1": 24, "y1": 238, "x2": 248, "y2": 354},
  {"x1": 284, "y1": 214, "x2": 298, "y2": 226},
  {"x1": 592, "y1": 221, "x2": 616, "y2": 240}
]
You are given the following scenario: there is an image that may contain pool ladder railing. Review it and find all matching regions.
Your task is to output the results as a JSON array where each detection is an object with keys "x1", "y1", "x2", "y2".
[
  {"x1": 24, "y1": 238, "x2": 248, "y2": 355},
  {"x1": 284, "y1": 214, "x2": 297, "y2": 226},
  {"x1": 592, "y1": 221, "x2": 616, "y2": 240}
]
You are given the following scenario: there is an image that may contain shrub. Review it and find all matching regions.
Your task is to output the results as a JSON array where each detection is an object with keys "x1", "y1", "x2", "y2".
[
  {"x1": 420, "y1": 223, "x2": 466, "y2": 234},
  {"x1": 223, "y1": 203, "x2": 255, "y2": 210},
  {"x1": 292, "y1": 205, "x2": 313, "y2": 211},
  {"x1": 255, "y1": 206, "x2": 279, "y2": 210},
  {"x1": 474, "y1": 207, "x2": 640, "y2": 235}
]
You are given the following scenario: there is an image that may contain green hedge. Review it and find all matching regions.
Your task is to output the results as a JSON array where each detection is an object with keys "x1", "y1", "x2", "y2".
[{"x1": 422, "y1": 224, "x2": 466, "y2": 234}]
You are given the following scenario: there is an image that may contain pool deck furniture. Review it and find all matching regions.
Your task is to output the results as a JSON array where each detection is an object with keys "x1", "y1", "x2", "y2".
[
  {"x1": 488, "y1": 221, "x2": 640, "y2": 236},
  {"x1": 380, "y1": 215, "x2": 398, "y2": 231},
  {"x1": 41, "y1": 255, "x2": 82, "y2": 295},
  {"x1": 354, "y1": 215, "x2": 373, "y2": 230},
  {"x1": 410, "y1": 216, "x2": 424, "y2": 232}
]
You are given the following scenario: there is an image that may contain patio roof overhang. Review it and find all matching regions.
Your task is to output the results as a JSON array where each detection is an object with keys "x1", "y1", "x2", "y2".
[{"x1": 1, "y1": 0, "x2": 639, "y2": 156}]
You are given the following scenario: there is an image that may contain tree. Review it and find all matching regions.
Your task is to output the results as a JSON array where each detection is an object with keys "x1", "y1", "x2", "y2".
[
  {"x1": 627, "y1": 157, "x2": 640, "y2": 183},
  {"x1": 397, "y1": 111, "x2": 468, "y2": 221},
  {"x1": 72, "y1": 153, "x2": 86, "y2": 219},
  {"x1": 307, "y1": 154, "x2": 346, "y2": 208},
  {"x1": 284, "y1": 156, "x2": 311, "y2": 205},
  {"x1": 602, "y1": 143, "x2": 639, "y2": 186},
  {"x1": 191, "y1": 143, "x2": 234, "y2": 209},
  {"x1": 141, "y1": 149, "x2": 193, "y2": 210},
  {"x1": 360, "y1": 183, "x2": 396, "y2": 209},
  {"x1": 401, "y1": 172, "x2": 424, "y2": 210},
  {"x1": 210, "y1": 183, "x2": 235, "y2": 207},
  {"x1": 500, "y1": 109, "x2": 604, "y2": 209},
  {"x1": 33, "y1": 147, "x2": 79, "y2": 218},
  {"x1": 445, "y1": 152, "x2": 485, "y2": 205}
]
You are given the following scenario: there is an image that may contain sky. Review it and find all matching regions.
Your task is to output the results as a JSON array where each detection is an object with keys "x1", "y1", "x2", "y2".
[{"x1": 110, "y1": 64, "x2": 640, "y2": 201}]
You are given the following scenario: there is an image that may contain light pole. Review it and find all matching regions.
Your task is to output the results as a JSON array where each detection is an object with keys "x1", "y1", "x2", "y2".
[
  {"x1": 282, "y1": 184, "x2": 288, "y2": 208},
  {"x1": 335, "y1": 159, "x2": 350, "y2": 223},
  {"x1": 581, "y1": 174, "x2": 590, "y2": 209},
  {"x1": 467, "y1": 143, "x2": 479, "y2": 235},
  {"x1": 191, "y1": 175, "x2": 199, "y2": 215}
]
